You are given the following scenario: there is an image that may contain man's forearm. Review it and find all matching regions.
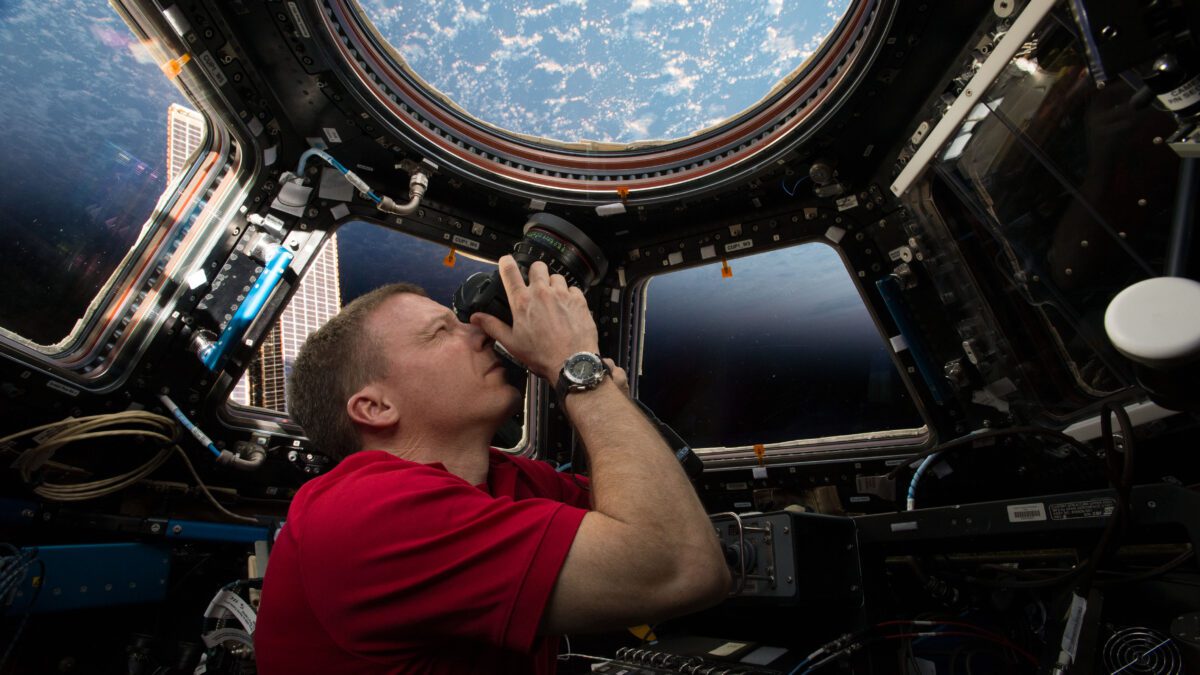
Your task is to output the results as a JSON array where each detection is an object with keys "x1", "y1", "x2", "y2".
[{"x1": 563, "y1": 380, "x2": 720, "y2": 560}]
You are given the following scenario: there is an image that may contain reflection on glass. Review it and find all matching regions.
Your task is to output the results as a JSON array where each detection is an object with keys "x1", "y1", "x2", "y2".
[
  {"x1": 357, "y1": 0, "x2": 853, "y2": 143},
  {"x1": 934, "y1": 25, "x2": 1178, "y2": 400},
  {"x1": 638, "y1": 243, "x2": 923, "y2": 449},
  {"x1": 0, "y1": 2, "x2": 197, "y2": 345}
]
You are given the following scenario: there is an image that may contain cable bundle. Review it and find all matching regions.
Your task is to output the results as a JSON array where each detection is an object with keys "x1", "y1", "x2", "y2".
[{"x1": 0, "y1": 411, "x2": 257, "y2": 523}]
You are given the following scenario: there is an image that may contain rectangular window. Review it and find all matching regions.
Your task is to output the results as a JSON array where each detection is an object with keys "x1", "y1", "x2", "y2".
[{"x1": 636, "y1": 242, "x2": 925, "y2": 451}]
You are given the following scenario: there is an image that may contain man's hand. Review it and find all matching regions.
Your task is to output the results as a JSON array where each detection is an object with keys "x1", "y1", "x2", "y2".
[
  {"x1": 603, "y1": 358, "x2": 629, "y2": 396},
  {"x1": 470, "y1": 256, "x2": 600, "y2": 381}
]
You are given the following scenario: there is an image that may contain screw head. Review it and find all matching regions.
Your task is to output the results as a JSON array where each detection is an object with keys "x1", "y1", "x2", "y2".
[
  {"x1": 150, "y1": 523, "x2": 162, "y2": 534},
  {"x1": 172, "y1": 524, "x2": 183, "y2": 534}
]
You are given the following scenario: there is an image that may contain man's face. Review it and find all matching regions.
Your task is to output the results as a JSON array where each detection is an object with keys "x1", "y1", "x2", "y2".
[{"x1": 365, "y1": 293, "x2": 521, "y2": 434}]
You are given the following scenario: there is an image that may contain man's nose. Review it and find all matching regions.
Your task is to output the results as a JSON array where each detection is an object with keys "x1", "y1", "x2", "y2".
[{"x1": 462, "y1": 320, "x2": 491, "y2": 350}]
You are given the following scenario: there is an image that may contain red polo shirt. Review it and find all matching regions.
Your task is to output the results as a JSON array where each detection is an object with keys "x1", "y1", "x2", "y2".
[{"x1": 255, "y1": 449, "x2": 590, "y2": 674}]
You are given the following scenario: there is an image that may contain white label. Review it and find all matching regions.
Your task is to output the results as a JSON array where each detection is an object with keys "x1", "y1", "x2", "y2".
[
  {"x1": 708, "y1": 641, "x2": 748, "y2": 657},
  {"x1": 889, "y1": 334, "x2": 909, "y2": 353},
  {"x1": 751, "y1": 466, "x2": 768, "y2": 479},
  {"x1": 1159, "y1": 75, "x2": 1200, "y2": 112},
  {"x1": 836, "y1": 195, "x2": 859, "y2": 211},
  {"x1": 287, "y1": 2, "x2": 311, "y2": 38},
  {"x1": 323, "y1": 127, "x2": 342, "y2": 143},
  {"x1": 451, "y1": 235, "x2": 480, "y2": 251},
  {"x1": 186, "y1": 268, "x2": 209, "y2": 290},
  {"x1": 850, "y1": 496, "x2": 870, "y2": 503},
  {"x1": 724, "y1": 239, "x2": 754, "y2": 253},
  {"x1": 196, "y1": 52, "x2": 227, "y2": 87},
  {"x1": 330, "y1": 203, "x2": 350, "y2": 220},
  {"x1": 46, "y1": 380, "x2": 80, "y2": 397},
  {"x1": 667, "y1": 251, "x2": 683, "y2": 266},
  {"x1": 1060, "y1": 593, "x2": 1088, "y2": 662},
  {"x1": 725, "y1": 482, "x2": 748, "y2": 490},
  {"x1": 214, "y1": 590, "x2": 257, "y2": 634},
  {"x1": 700, "y1": 244, "x2": 717, "y2": 260},
  {"x1": 733, "y1": 501, "x2": 753, "y2": 509},
  {"x1": 1006, "y1": 502, "x2": 1047, "y2": 523},
  {"x1": 824, "y1": 226, "x2": 846, "y2": 243}
]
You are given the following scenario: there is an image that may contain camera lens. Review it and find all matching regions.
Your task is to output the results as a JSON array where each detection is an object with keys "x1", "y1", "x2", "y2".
[{"x1": 452, "y1": 213, "x2": 607, "y2": 324}]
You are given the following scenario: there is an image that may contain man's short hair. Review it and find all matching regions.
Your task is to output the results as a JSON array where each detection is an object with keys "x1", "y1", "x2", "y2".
[{"x1": 287, "y1": 282, "x2": 427, "y2": 461}]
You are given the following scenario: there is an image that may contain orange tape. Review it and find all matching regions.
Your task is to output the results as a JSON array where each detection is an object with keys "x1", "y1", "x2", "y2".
[
  {"x1": 753, "y1": 443, "x2": 766, "y2": 465},
  {"x1": 721, "y1": 258, "x2": 733, "y2": 278},
  {"x1": 161, "y1": 53, "x2": 191, "y2": 79},
  {"x1": 616, "y1": 186, "x2": 630, "y2": 200},
  {"x1": 443, "y1": 248, "x2": 457, "y2": 267}
]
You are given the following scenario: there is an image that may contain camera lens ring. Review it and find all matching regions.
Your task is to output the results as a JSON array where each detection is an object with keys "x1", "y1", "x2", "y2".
[{"x1": 520, "y1": 212, "x2": 608, "y2": 285}]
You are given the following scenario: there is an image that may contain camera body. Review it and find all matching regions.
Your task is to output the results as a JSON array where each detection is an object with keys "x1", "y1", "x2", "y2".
[{"x1": 452, "y1": 212, "x2": 608, "y2": 325}]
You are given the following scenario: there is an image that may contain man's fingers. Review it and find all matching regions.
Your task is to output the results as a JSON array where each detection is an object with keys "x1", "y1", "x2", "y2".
[
  {"x1": 549, "y1": 274, "x2": 568, "y2": 291},
  {"x1": 470, "y1": 312, "x2": 514, "y2": 345},
  {"x1": 496, "y1": 256, "x2": 526, "y2": 298},
  {"x1": 527, "y1": 260, "x2": 550, "y2": 286},
  {"x1": 603, "y1": 358, "x2": 630, "y2": 395}
]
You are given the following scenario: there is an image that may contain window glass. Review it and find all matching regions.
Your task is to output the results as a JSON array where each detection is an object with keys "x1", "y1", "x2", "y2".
[
  {"x1": 637, "y1": 243, "x2": 923, "y2": 449},
  {"x1": 357, "y1": 0, "x2": 854, "y2": 143},
  {"x1": 0, "y1": 3, "x2": 201, "y2": 345},
  {"x1": 231, "y1": 222, "x2": 527, "y2": 447}
]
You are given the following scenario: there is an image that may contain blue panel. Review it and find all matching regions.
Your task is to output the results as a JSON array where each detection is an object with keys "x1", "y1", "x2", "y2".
[
  {"x1": 164, "y1": 519, "x2": 270, "y2": 543},
  {"x1": 0, "y1": 498, "x2": 39, "y2": 526},
  {"x1": 4, "y1": 543, "x2": 170, "y2": 615}
]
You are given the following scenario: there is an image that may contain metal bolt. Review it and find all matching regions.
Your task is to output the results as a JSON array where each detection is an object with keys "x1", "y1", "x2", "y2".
[
  {"x1": 1080, "y1": 240, "x2": 1088, "y2": 247},
  {"x1": 1138, "y1": 198, "x2": 1148, "y2": 206},
  {"x1": 150, "y1": 523, "x2": 162, "y2": 534},
  {"x1": 1153, "y1": 137, "x2": 1164, "y2": 145},
  {"x1": 787, "y1": 576, "x2": 794, "y2": 584},
  {"x1": 172, "y1": 524, "x2": 183, "y2": 534},
  {"x1": 1064, "y1": 268, "x2": 1073, "y2": 276},
  {"x1": 1119, "y1": 231, "x2": 1127, "y2": 239},
  {"x1": 1147, "y1": 500, "x2": 1157, "y2": 509},
  {"x1": 783, "y1": 527, "x2": 790, "y2": 534}
]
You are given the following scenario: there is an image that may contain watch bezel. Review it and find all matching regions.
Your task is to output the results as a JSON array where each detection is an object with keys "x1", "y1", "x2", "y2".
[{"x1": 562, "y1": 352, "x2": 606, "y2": 388}]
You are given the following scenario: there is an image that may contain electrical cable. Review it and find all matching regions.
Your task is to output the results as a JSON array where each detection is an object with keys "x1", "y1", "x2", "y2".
[
  {"x1": 888, "y1": 425, "x2": 1098, "y2": 482},
  {"x1": 1, "y1": 411, "x2": 258, "y2": 523},
  {"x1": 802, "y1": 631, "x2": 1039, "y2": 673}
]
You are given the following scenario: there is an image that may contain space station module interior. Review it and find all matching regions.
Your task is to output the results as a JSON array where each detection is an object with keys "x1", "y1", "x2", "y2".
[{"x1": 2, "y1": 0, "x2": 1200, "y2": 673}]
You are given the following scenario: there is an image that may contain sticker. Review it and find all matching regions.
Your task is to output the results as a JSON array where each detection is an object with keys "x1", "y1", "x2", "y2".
[
  {"x1": 824, "y1": 226, "x2": 846, "y2": 243},
  {"x1": 287, "y1": 1, "x2": 311, "y2": 38},
  {"x1": 667, "y1": 251, "x2": 683, "y2": 266},
  {"x1": 1061, "y1": 593, "x2": 1088, "y2": 662},
  {"x1": 891, "y1": 521, "x2": 918, "y2": 532},
  {"x1": 1050, "y1": 498, "x2": 1115, "y2": 521},
  {"x1": 323, "y1": 127, "x2": 342, "y2": 144},
  {"x1": 725, "y1": 482, "x2": 748, "y2": 491},
  {"x1": 850, "y1": 496, "x2": 870, "y2": 503},
  {"x1": 751, "y1": 466, "x2": 768, "y2": 479},
  {"x1": 196, "y1": 51, "x2": 227, "y2": 87},
  {"x1": 836, "y1": 195, "x2": 859, "y2": 211},
  {"x1": 709, "y1": 642, "x2": 749, "y2": 657},
  {"x1": 1158, "y1": 75, "x2": 1200, "y2": 112},
  {"x1": 724, "y1": 239, "x2": 754, "y2": 253},
  {"x1": 330, "y1": 203, "x2": 350, "y2": 220},
  {"x1": 209, "y1": 590, "x2": 256, "y2": 634},
  {"x1": 700, "y1": 244, "x2": 717, "y2": 260},
  {"x1": 451, "y1": 235, "x2": 480, "y2": 251},
  {"x1": 46, "y1": 380, "x2": 80, "y2": 398},
  {"x1": 1006, "y1": 503, "x2": 1047, "y2": 523},
  {"x1": 733, "y1": 501, "x2": 752, "y2": 509}
]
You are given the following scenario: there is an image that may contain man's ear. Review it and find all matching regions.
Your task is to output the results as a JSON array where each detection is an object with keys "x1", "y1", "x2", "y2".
[{"x1": 347, "y1": 383, "x2": 400, "y2": 431}]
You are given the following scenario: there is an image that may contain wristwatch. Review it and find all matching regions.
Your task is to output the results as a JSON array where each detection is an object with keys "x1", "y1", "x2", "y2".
[{"x1": 555, "y1": 352, "x2": 609, "y2": 401}]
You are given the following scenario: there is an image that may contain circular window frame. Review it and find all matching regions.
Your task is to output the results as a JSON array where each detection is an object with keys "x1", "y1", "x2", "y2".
[{"x1": 317, "y1": 0, "x2": 888, "y2": 205}]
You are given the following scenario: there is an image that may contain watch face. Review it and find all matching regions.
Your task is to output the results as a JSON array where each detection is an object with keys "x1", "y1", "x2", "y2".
[{"x1": 565, "y1": 353, "x2": 603, "y2": 385}]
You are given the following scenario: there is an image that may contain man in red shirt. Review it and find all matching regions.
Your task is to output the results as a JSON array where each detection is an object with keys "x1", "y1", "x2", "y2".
[{"x1": 255, "y1": 255, "x2": 730, "y2": 674}]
